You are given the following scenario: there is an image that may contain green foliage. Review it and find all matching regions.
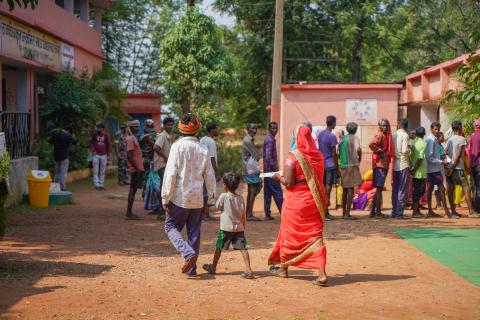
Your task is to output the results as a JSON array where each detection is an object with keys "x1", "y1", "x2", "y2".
[
  {"x1": 159, "y1": 7, "x2": 236, "y2": 111},
  {"x1": 40, "y1": 72, "x2": 100, "y2": 131},
  {"x1": 1, "y1": 0, "x2": 36, "y2": 10},
  {"x1": 103, "y1": 0, "x2": 184, "y2": 93},
  {"x1": 0, "y1": 152, "x2": 10, "y2": 181},
  {"x1": 192, "y1": 103, "x2": 227, "y2": 136},
  {"x1": 444, "y1": 54, "x2": 480, "y2": 135},
  {"x1": 217, "y1": 144, "x2": 242, "y2": 175},
  {"x1": 31, "y1": 135, "x2": 90, "y2": 173}
]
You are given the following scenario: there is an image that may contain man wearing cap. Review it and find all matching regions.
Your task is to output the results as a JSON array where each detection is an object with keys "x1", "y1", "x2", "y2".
[
  {"x1": 162, "y1": 113, "x2": 216, "y2": 276},
  {"x1": 126, "y1": 120, "x2": 144, "y2": 220},
  {"x1": 140, "y1": 119, "x2": 158, "y2": 195},
  {"x1": 115, "y1": 123, "x2": 129, "y2": 185},
  {"x1": 90, "y1": 123, "x2": 111, "y2": 190}
]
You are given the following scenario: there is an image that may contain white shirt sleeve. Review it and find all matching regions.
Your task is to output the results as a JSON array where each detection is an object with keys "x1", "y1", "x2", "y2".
[{"x1": 161, "y1": 142, "x2": 179, "y2": 205}]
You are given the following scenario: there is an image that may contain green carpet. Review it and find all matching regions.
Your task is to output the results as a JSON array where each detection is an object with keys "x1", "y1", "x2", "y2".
[{"x1": 396, "y1": 228, "x2": 480, "y2": 286}]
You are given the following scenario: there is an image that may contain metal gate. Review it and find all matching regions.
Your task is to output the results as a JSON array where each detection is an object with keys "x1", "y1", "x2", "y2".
[{"x1": 1, "y1": 111, "x2": 30, "y2": 159}]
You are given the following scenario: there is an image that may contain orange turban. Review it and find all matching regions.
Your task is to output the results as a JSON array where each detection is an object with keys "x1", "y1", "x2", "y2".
[{"x1": 178, "y1": 113, "x2": 201, "y2": 135}]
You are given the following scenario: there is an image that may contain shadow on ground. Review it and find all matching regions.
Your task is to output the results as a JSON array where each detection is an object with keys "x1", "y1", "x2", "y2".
[{"x1": 0, "y1": 256, "x2": 113, "y2": 314}]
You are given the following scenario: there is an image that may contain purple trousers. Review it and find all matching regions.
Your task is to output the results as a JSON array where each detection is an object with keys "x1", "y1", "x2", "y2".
[
  {"x1": 264, "y1": 177, "x2": 284, "y2": 217},
  {"x1": 164, "y1": 202, "x2": 203, "y2": 275},
  {"x1": 392, "y1": 168, "x2": 410, "y2": 217}
]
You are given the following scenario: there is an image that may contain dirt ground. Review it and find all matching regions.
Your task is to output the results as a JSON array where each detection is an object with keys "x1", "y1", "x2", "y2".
[{"x1": 1, "y1": 176, "x2": 480, "y2": 320}]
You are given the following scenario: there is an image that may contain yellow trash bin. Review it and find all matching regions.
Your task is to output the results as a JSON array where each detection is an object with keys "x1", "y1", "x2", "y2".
[{"x1": 27, "y1": 170, "x2": 52, "y2": 208}]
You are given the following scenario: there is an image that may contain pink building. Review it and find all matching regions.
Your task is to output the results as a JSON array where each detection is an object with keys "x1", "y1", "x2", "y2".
[
  {"x1": 279, "y1": 83, "x2": 402, "y2": 171},
  {"x1": 121, "y1": 94, "x2": 163, "y2": 132},
  {"x1": 1, "y1": 0, "x2": 111, "y2": 205},
  {"x1": 401, "y1": 49, "x2": 480, "y2": 131},
  {"x1": 0, "y1": 0, "x2": 111, "y2": 158}
]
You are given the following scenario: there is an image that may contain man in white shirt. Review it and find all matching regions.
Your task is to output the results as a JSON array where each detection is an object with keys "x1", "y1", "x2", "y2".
[
  {"x1": 162, "y1": 114, "x2": 216, "y2": 276},
  {"x1": 391, "y1": 118, "x2": 411, "y2": 218},
  {"x1": 200, "y1": 123, "x2": 220, "y2": 220},
  {"x1": 153, "y1": 117, "x2": 175, "y2": 219}
]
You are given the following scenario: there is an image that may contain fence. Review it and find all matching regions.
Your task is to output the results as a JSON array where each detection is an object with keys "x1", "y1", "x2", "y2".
[{"x1": 1, "y1": 111, "x2": 30, "y2": 159}]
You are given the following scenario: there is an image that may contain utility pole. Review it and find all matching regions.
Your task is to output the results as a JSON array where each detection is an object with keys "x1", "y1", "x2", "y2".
[{"x1": 270, "y1": 0, "x2": 284, "y2": 124}]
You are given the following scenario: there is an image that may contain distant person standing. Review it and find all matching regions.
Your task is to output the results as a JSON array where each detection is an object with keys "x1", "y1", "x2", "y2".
[
  {"x1": 391, "y1": 118, "x2": 411, "y2": 219},
  {"x1": 446, "y1": 121, "x2": 472, "y2": 217},
  {"x1": 242, "y1": 123, "x2": 262, "y2": 221},
  {"x1": 114, "y1": 123, "x2": 129, "y2": 186},
  {"x1": 263, "y1": 121, "x2": 283, "y2": 220},
  {"x1": 153, "y1": 117, "x2": 175, "y2": 219},
  {"x1": 90, "y1": 123, "x2": 111, "y2": 190},
  {"x1": 317, "y1": 115, "x2": 339, "y2": 221},
  {"x1": 409, "y1": 126, "x2": 427, "y2": 218},
  {"x1": 200, "y1": 123, "x2": 220, "y2": 220},
  {"x1": 50, "y1": 127, "x2": 77, "y2": 191},
  {"x1": 139, "y1": 119, "x2": 157, "y2": 192},
  {"x1": 425, "y1": 122, "x2": 450, "y2": 218},
  {"x1": 468, "y1": 118, "x2": 480, "y2": 214},
  {"x1": 368, "y1": 118, "x2": 394, "y2": 218},
  {"x1": 125, "y1": 120, "x2": 144, "y2": 220},
  {"x1": 338, "y1": 122, "x2": 362, "y2": 220},
  {"x1": 162, "y1": 114, "x2": 216, "y2": 276}
]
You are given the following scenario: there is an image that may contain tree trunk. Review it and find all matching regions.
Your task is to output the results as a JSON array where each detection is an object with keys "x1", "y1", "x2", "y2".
[
  {"x1": 181, "y1": 94, "x2": 191, "y2": 113},
  {"x1": 351, "y1": 18, "x2": 365, "y2": 82}
]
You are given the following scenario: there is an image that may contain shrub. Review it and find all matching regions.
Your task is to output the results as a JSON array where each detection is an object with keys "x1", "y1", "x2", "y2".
[{"x1": 217, "y1": 144, "x2": 243, "y2": 175}]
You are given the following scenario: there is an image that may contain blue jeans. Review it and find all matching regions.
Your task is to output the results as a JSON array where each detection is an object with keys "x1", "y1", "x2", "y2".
[
  {"x1": 93, "y1": 154, "x2": 107, "y2": 188},
  {"x1": 264, "y1": 177, "x2": 284, "y2": 217},
  {"x1": 164, "y1": 202, "x2": 203, "y2": 275}
]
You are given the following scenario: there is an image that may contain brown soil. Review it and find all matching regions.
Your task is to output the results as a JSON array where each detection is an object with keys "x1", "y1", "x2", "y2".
[{"x1": 1, "y1": 177, "x2": 480, "y2": 320}]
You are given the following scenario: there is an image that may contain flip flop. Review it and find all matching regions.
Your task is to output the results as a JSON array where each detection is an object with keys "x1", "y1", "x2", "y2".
[
  {"x1": 182, "y1": 255, "x2": 198, "y2": 273},
  {"x1": 246, "y1": 215, "x2": 261, "y2": 221},
  {"x1": 241, "y1": 272, "x2": 255, "y2": 279},
  {"x1": 311, "y1": 279, "x2": 328, "y2": 287},
  {"x1": 202, "y1": 264, "x2": 216, "y2": 275},
  {"x1": 270, "y1": 267, "x2": 288, "y2": 278}
]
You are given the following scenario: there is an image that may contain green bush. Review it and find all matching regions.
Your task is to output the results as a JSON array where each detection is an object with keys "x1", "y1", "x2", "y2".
[
  {"x1": 217, "y1": 144, "x2": 243, "y2": 175},
  {"x1": 31, "y1": 135, "x2": 90, "y2": 174}
]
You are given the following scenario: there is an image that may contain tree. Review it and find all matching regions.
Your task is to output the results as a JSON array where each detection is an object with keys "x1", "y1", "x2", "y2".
[
  {"x1": 102, "y1": 0, "x2": 184, "y2": 93},
  {"x1": 444, "y1": 31, "x2": 480, "y2": 135},
  {"x1": 159, "y1": 7, "x2": 235, "y2": 113},
  {"x1": 1, "y1": 0, "x2": 36, "y2": 10}
]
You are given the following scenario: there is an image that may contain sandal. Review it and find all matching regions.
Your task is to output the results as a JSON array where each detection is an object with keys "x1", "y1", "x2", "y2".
[
  {"x1": 241, "y1": 272, "x2": 255, "y2": 279},
  {"x1": 182, "y1": 255, "x2": 198, "y2": 273},
  {"x1": 311, "y1": 279, "x2": 328, "y2": 287},
  {"x1": 202, "y1": 264, "x2": 216, "y2": 275},
  {"x1": 269, "y1": 266, "x2": 288, "y2": 278},
  {"x1": 246, "y1": 215, "x2": 261, "y2": 221}
]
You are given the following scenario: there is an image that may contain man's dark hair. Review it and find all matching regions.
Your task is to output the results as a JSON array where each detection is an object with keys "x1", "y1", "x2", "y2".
[
  {"x1": 326, "y1": 115, "x2": 336, "y2": 127},
  {"x1": 398, "y1": 118, "x2": 409, "y2": 130},
  {"x1": 451, "y1": 120, "x2": 462, "y2": 132},
  {"x1": 222, "y1": 171, "x2": 240, "y2": 192},
  {"x1": 346, "y1": 122, "x2": 358, "y2": 135},
  {"x1": 247, "y1": 123, "x2": 256, "y2": 129},
  {"x1": 431, "y1": 121, "x2": 441, "y2": 129},
  {"x1": 415, "y1": 126, "x2": 426, "y2": 138},
  {"x1": 162, "y1": 117, "x2": 174, "y2": 126},
  {"x1": 206, "y1": 123, "x2": 218, "y2": 133},
  {"x1": 96, "y1": 123, "x2": 105, "y2": 129},
  {"x1": 269, "y1": 122, "x2": 278, "y2": 129}
]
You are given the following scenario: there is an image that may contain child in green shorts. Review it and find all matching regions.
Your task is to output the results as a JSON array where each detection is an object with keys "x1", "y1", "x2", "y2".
[{"x1": 202, "y1": 172, "x2": 254, "y2": 279}]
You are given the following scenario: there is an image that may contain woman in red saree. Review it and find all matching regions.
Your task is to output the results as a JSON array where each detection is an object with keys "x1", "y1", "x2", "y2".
[{"x1": 269, "y1": 125, "x2": 329, "y2": 286}]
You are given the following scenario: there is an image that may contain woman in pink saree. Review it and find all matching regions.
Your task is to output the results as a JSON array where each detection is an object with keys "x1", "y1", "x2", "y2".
[{"x1": 269, "y1": 125, "x2": 329, "y2": 286}]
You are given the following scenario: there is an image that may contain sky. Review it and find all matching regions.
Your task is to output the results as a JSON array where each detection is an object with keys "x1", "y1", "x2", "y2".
[{"x1": 198, "y1": 0, "x2": 235, "y2": 28}]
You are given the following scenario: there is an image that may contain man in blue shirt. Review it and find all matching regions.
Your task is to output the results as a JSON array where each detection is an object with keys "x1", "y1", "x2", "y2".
[
  {"x1": 263, "y1": 122, "x2": 283, "y2": 220},
  {"x1": 317, "y1": 115, "x2": 339, "y2": 221}
]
